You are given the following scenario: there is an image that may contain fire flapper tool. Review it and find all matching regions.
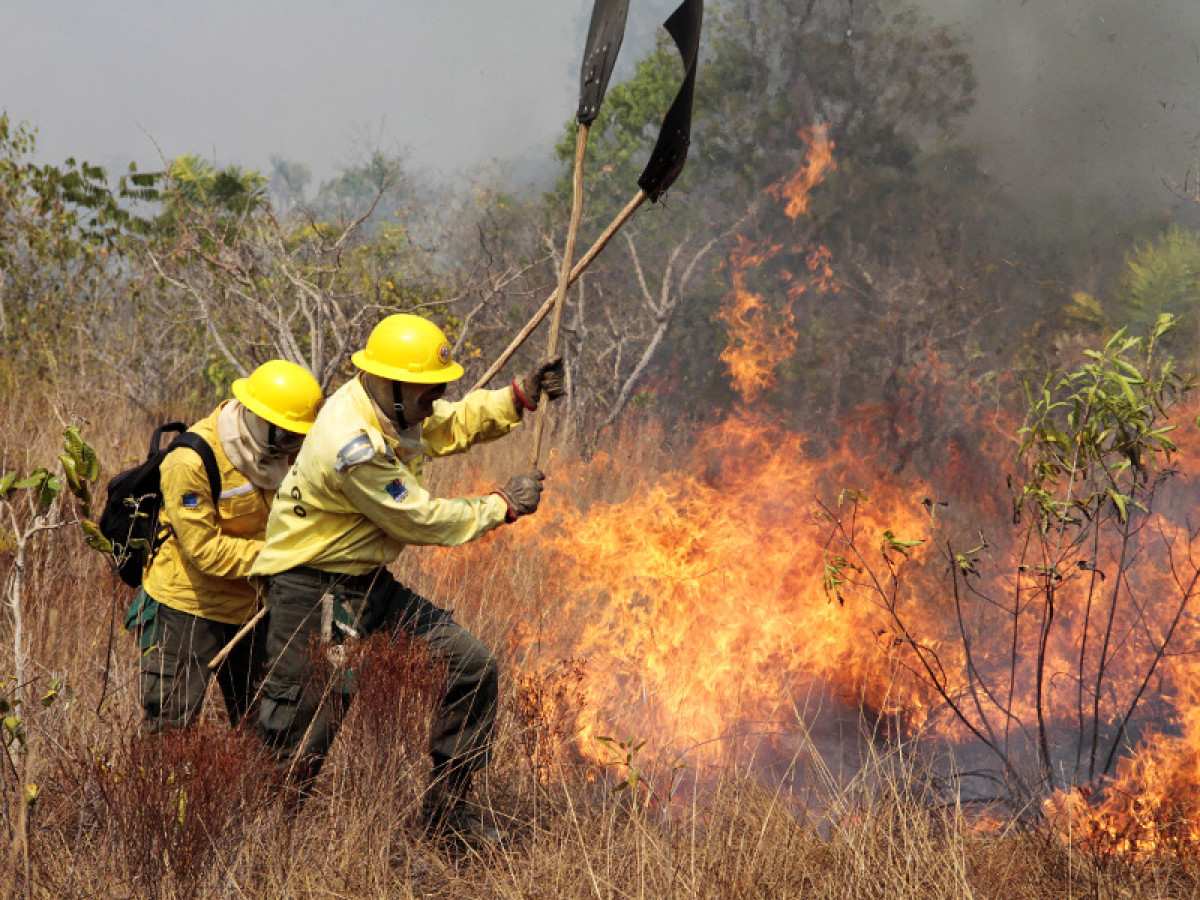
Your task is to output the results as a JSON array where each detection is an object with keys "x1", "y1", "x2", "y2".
[
  {"x1": 473, "y1": 0, "x2": 704, "y2": 396},
  {"x1": 528, "y1": 0, "x2": 630, "y2": 467},
  {"x1": 211, "y1": 2, "x2": 700, "y2": 672},
  {"x1": 209, "y1": 9, "x2": 629, "y2": 675}
]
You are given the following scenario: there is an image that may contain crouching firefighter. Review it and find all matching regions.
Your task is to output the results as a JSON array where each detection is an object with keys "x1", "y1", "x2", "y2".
[
  {"x1": 250, "y1": 313, "x2": 563, "y2": 844},
  {"x1": 127, "y1": 360, "x2": 323, "y2": 732}
]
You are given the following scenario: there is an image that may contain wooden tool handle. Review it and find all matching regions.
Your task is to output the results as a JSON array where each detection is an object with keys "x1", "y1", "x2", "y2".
[
  {"x1": 529, "y1": 123, "x2": 590, "y2": 467},
  {"x1": 207, "y1": 605, "x2": 267, "y2": 672},
  {"x1": 470, "y1": 190, "x2": 647, "y2": 394}
]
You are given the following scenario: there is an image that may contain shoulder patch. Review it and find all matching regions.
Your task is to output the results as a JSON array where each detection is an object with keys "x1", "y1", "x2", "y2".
[
  {"x1": 384, "y1": 478, "x2": 408, "y2": 502},
  {"x1": 181, "y1": 492, "x2": 200, "y2": 509},
  {"x1": 335, "y1": 433, "x2": 376, "y2": 473}
]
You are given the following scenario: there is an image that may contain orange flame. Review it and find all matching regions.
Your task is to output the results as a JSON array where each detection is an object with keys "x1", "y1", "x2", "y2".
[
  {"x1": 718, "y1": 127, "x2": 839, "y2": 403},
  {"x1": 717, "y1": 237, "x2": 793, "y2": 402},
  {"x1": 494, "y1": 128, "x2": 951, "y2": 770},
  {"x1": 430, "y1": 126, "x2": 1200, "y2": 851},
  {"x1": 513, "y1": 412, "x2": 939, "y2": 768},
  {"x1": 770, "y1": 124, "x2": 837, "y2": 220}
]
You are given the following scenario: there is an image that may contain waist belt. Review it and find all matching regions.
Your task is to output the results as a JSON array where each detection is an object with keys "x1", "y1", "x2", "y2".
[{"x1": 288, "y1": 565, "x2": 387, "y2": 594}]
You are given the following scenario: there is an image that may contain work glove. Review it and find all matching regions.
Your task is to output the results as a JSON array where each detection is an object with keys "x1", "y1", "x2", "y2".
[
  {"x1": 513, "y1": 357, "x2": 566, "y2": 413},
  {"x1": 493, "y1": 471, "x2": 545, "y2": 523}
]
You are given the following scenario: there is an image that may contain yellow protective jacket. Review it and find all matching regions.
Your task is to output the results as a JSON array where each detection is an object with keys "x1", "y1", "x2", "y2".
[
  {"x1": 251, "y1": 376, "x2": 520, "y2": 577},
  {"x1": 142, "y1": 403, "x2": 272, "y2": 624}
]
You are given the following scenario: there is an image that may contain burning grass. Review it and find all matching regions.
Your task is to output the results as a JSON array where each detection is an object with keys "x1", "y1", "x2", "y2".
[
  {"x1": 1, "y1": 378, "x2": 1200, "y2": 896},
  {"x1": 5, "y1": 127, "x2": 1200, "y2": 894}
]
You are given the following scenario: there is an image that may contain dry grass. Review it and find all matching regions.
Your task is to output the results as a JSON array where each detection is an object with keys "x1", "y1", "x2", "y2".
[{"x1": 2, "y1": 380, "x2": 1198, "y2": 898}]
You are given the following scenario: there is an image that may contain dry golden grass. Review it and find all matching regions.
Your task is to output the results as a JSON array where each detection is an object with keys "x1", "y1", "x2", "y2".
[{"x1": 2, "y1": 378, "x2": 1198, "y2": 898}]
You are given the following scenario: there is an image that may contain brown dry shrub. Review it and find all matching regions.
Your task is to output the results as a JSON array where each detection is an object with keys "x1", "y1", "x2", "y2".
[
  {"x1": 47, "y1": 725, "x2": 278, "y2": 899},
  {"x1": 7, "y1": 379, "x2": 1200, "y2": 897},
  {"x1": 337, "y1": 630, "x2": 446, "y2": 781},
  {"x1": 510, "y1": 651, "x2": 587, "y2": 782}
]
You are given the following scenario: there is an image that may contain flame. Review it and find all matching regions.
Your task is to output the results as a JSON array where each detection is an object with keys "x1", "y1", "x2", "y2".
[
  {"x1": 1041, "y1": 515, "x2": 1200, "y2": 858},
  {"x1": 524, "y1": 414, "x2": 938, "y2": 765},
  {"x1": 502, "y1": 127, "x2": 943, "y2": 769},
  {"x1": 427, "y1": 126, "x2": 1200, "y2": 852},
  {"x1": 717, "y1": 237, "x2": 794, "y2": 402},
  {"x1": 719, "y1": 127, "x2": 840, "y2": 403},
  {"x1": 770, "y1": 124, "x2": 836, "y2": 220}
]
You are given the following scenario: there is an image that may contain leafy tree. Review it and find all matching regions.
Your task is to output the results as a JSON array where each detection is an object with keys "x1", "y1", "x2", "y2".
[
  {"x1": 311, "y1": 151, "x2": 410, "y2": 225},
  {"x1": 153, "y1": 155, "x2": 267, "y2": 241},
  {"x1": 144, "y1": 154, "x2": 450, "y2": 392},
  {"x1": 542, "y1": 0, "x2": 991, "y2": 435},
  {"x1": 1120, "y1": 226, "x2": 1200, "y2": 351},
  {"x1": 0, "y1": 114, "x2": 155, "y2": 372},
  {"x1": 268, "y1": 155, "x2": 312, "y2": 214},
  {"x1": 1054, "y1": 225, "x2": 1200, "y2": 375}
]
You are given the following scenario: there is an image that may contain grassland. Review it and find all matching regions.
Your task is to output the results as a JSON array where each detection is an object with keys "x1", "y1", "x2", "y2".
[{"x1": 2, "y1": 377, "x2": 1197, "y2": 899}]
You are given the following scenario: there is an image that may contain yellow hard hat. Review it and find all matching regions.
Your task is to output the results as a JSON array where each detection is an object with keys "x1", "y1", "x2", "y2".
[
  {"x1": 231, "y1": 360, "x2": 323, "y2": 434},
  {"x1": 351, "y1": 313, "x2": 464, "y2": 384}
]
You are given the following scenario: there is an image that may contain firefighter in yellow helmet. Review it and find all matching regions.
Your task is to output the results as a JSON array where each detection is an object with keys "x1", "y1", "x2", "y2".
[
  {"x1": 128, "y1": 360, "x2": 323, "y2": 732},
  {"x1": 251, "y1": 313, "x2": 563, "y2": 843}
]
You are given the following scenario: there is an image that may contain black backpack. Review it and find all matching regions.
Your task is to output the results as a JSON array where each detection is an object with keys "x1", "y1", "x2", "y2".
[{"x1": 99, "y1": 422, "x2": 222, "y2": 587}]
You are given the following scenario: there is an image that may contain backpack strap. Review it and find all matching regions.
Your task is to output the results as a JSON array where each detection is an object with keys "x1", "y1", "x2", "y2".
[
  {"x1": 148, "y1": 422, "x2": 188, "y2": 460},
  {"x1": 167, "y1": 433, "x2": 223, "y2": 507}
]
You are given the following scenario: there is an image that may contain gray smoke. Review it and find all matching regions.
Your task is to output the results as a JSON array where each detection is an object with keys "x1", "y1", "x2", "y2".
[
  {"x1": 918, "y1": 0, "x2": 1200, "y2": 216},
  {"x1": 3, "y1": 0, "x2": 1197, "y2": 224}
]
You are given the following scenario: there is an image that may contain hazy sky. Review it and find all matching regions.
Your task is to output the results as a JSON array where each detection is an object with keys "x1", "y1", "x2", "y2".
[
  {"x1": 0, "y1": 0, "x2": 676, "y2": 181},
  {"x1": 3, "y1": 0, "x2": 1200, "y2": 211}
]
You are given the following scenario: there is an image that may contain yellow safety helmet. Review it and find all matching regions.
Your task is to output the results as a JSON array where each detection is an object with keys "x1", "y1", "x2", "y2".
[
  {"x1": 351, "y1": 314, "x2": 464, "y2": 384},
  {"x1": 231, "y1": 360, "x2": 323, "y2": 435}
]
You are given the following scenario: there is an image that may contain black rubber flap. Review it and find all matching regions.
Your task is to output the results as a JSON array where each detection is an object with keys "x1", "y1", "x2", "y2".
[
  {"x1": 577, "y1": 0, "x2": 631, "y2": 124},
  {"x1": 637, "y1": 0, "x2": 704, "y2": 201}
]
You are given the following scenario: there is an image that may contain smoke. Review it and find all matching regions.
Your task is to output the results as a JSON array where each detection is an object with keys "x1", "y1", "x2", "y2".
[
  {"x1": 917, "y1": 0, "x2": 1200, "y2": 219},
  {"x1": 4, "y1": 0, "x2": 1196, "y2": 228}
]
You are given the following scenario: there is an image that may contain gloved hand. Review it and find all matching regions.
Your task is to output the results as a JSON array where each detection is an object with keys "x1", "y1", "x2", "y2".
[
  {"x1": 494, "y1": 471, "x2": 546, "y2": 522},
  {"x1": 513, "y1": 357, "x2": 566, "y2": 412}
]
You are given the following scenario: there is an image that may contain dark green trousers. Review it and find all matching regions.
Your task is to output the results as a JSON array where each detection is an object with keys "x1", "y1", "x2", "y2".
[
  {"x1": 131, "y1": 590, "x2": 263, "y2": 732},
  {"x1": 255, "y1": 566, "x2": 498, "y2": 790}
]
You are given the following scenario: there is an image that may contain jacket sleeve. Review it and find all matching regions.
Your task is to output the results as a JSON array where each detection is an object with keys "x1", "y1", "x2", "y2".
[
  {"x1": 340, "y1": 455, "x2": 509, "y2": 547},
  {"x1": 158, "y1": 453, "x2": 263, "y2": 578},
  {"x1": 420, "y1": 387, "x2": 522, "y2": 458}
]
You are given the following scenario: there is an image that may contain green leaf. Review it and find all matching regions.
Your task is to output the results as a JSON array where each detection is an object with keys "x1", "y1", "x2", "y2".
[
  {"x1": 1116, "y1": 375, "x2": 1137, "y2": 405},
  {"x1": 955, "y1": 553, "x2": 980, "y2": 577},
  {"x1": 1114, "y1": 358, "x2": 1145, "y2": 382},
  {"x1": 3, "y1": 714, "x2": 24, "y2": 746},
  {"x1": 64, "y1": 426, "x2": 100, "y2": 481},
  {"x1": 80, "y1": 520, "x2": 113, "y2": 554},
  {"x1": 36, "y1": 475, "x2": 62, "y2": 512},
  {"x1": 64, "y1": 425, "x2": 84, "y2": 461},
  {"x1": 11, "y1": 469, "x2": 48, "y2": 490},
  {"x1": 881, "y1": 530, "x2": 924, "y2": 558},
  {"x1": 59, "y1": 454, "x2": 81, "y2": 492},
  {"x1": 1152, "y1": 312, "x2": 1177, "y2": 341},
  {"x1": 1108, "y1": 489, "x2": 1129, "y2": 523}
]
